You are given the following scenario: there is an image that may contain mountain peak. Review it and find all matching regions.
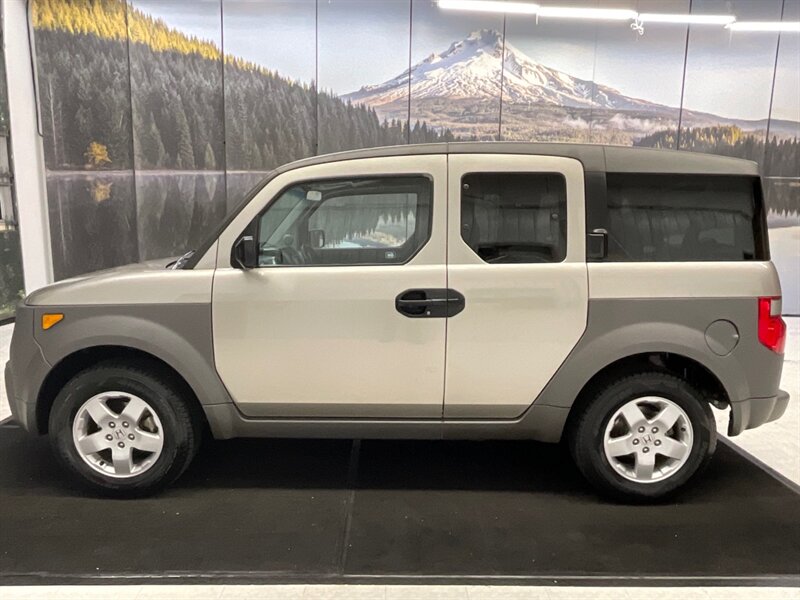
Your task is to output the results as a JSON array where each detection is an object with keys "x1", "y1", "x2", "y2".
[
  {"x1": 438, "y1": 28, "x2": 504, "y2": 62},
  {"x1": 466, "y1": 28, "x2": 503, "y2": 46},
  {"x1": 344, "y1": 30, "x2": 660, "y2": 114}
]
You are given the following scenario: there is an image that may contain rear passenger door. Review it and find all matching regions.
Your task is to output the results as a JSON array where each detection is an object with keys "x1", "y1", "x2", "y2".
[{"x1": 444, "y1": 154, "x2": 589, "y2": 418}]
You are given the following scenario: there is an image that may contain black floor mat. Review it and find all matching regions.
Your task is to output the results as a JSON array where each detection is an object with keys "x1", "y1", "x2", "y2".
[{"x1": 0, "y1": 421, "x2": 798, "y2": 585}]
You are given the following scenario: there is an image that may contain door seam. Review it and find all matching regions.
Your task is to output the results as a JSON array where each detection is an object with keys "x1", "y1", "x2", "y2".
[{"x1": 441, "y1": 153, "x2": 450, "y2": 422}]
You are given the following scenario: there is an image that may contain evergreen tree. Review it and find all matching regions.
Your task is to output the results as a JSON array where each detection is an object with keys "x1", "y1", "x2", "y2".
[
  {"x1": 203, "y1": 142, "x2": 216, "y2": 170},
  {"x1": 135, "y1": 110, "x2": 166, "y2": 168},
  {"x1": 174, "y1": 107, "x2": 195, "y2": 170},
  {"x1": 636, "y1": 125, "x2": 799, "y2": 215}
]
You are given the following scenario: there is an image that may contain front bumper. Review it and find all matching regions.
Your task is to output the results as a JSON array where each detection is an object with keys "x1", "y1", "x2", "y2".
[
  {"x1": 728, "y1": 390, "x2": 790, "y2": 436},
  {"x1": 5, "y1": 359, "x2": 39, "y2": 432},
  {"x1": 5, "y1": 304, "x2": 52, "y2": 433}
]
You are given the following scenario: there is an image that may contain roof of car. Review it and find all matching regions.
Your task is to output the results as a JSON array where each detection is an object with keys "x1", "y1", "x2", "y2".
[{"x1": 275, "y1": 141, "x2": 759, "y2": 176}]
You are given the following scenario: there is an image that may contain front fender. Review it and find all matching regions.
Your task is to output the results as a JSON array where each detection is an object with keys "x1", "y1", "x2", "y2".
[{"x1": 32, "y1": 303, "x2": 232, "y2": 407}]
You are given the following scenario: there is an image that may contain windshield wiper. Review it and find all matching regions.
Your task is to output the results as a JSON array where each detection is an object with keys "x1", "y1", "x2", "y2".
[{"x1": 168, "y1": 250, "x2": 195, "y2": 270}]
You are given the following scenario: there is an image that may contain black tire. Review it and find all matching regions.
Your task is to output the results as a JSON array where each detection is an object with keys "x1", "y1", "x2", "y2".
[
  {"x1": 48, "y1": 360, "x2": 201, "y2": 497},
  {"x1": 568, "y1": 371, "x2": 716, "y2": 502}
]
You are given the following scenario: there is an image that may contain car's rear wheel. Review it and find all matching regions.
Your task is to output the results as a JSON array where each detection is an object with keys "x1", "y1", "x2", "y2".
[
  {"x1": 569, "y1": 371, "x2": 716, "y2": 502},
  {"x1": 49, "y1": 361, "x2": 201, "y2": 496}
]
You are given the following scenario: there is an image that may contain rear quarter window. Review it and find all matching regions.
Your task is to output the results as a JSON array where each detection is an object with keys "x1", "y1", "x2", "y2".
[{"x1": 604, "y1": 174, "x2": 768, "y2": 262}]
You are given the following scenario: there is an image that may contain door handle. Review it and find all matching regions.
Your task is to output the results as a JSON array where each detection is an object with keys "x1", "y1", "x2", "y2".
[
  {"x1": 395, "y1": 289, "x2": 465, "y2": 318},
  {"x1": 396, "y1": 297, "x2": 451, "y2": 307}
]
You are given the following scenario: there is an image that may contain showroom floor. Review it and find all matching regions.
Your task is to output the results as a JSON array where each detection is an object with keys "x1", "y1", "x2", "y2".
[{"x1": 1, "y1": 321, "x2": 798, "y2": 599}]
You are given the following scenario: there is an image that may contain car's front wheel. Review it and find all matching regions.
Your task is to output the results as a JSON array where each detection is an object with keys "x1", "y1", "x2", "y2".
[
  {"x1": 49, "y1": 360, "x2": 201, "y2": 496},
  {"x1": 569, "y1": 371, "x2": 716, "y2": 502}
]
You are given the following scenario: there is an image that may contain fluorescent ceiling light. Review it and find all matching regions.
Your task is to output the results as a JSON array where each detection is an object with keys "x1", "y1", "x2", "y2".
[
  {"x1": 638, "y1": 13, "x2": 736, "y2": 25},
  {"x1": 727, "y1": 21, "x2": 800, "y2": 32},
  {"x1": 438, "y1": 0, "x2": 540, "y2": 15},
  {"x1": 536, "y1": 6, "x2": 637, "y2": 21}
]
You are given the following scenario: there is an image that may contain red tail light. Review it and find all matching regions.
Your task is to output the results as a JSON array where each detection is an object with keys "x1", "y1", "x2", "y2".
[{"x1": 758, "y1": 297, "x2": 786, "y2": 354}]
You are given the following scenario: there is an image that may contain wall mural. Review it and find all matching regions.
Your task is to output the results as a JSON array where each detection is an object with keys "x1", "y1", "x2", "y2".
[{"x1": 32, "y1": 0, "x2": 799, "y2": 311}]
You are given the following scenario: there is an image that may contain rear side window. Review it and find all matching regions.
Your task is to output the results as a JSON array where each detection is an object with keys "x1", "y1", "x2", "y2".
[
  {"x1": 461, "y1": 172, "x2": 567, "y2": 264},
  {"x1": 605, "y1": 174, "x2": 767, "y2": 262}
]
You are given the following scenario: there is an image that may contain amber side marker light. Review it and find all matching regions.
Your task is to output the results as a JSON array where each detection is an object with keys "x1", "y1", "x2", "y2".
[{"x1": 42, "y1": 313, "x2": 64, "y2": 330}]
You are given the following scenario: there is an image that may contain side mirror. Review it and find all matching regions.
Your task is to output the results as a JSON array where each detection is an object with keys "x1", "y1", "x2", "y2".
[
  {"x1": 308, "y1": 229, "x2": 326, "y2": 249},
  {"x1": 232, "y1": 235, "x2": 258, "y2": 269}
]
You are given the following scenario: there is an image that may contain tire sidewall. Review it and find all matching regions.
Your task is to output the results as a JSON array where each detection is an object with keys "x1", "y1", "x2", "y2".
[{"x1": 49, "y1": 367, "x2": 190, "y2": 494}]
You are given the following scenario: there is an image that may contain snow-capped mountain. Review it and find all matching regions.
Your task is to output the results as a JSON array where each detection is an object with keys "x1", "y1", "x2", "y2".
[
  {"x1": 342, "y1": 29, "x2": 797, "y2": 141},
  {"x1": 343, "y1": 29, "x2": 661, "y2": 112}
]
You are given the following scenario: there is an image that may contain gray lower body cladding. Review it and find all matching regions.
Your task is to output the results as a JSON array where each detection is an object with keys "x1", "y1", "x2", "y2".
[
  {"x1": 5, "y1": 302, "x2": 232, "y2": 434},
  {"x1": 528, "y1": 296, "x2": 786, "y2": 439},
  {"x1": 6, "y1": 297, "x2": 787, "y2": 442}
]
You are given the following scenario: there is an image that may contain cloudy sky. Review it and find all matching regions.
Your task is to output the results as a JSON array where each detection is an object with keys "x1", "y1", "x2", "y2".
[{"x1": 130, "y1": 0, "x2": 798, "y2": 123}]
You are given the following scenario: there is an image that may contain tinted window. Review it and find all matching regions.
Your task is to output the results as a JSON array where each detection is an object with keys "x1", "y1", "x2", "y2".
[
  {"x1": 256, "y1": 176, "x2": 431, "y2": 266},
  {"x1": 461, "y1": 173, "x2": 567, "y2": 264},
  {"x1": 605, "y1": 174, "x2": 767, "y2": 262}
]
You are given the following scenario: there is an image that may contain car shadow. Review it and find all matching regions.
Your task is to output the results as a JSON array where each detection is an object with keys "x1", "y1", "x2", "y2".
[{"x1": 0, "y1": 421, "x2": 759, "y2": 505}]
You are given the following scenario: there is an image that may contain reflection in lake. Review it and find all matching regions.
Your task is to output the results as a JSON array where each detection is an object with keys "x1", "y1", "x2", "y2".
[
  {"x1": 226, "y1": 171, "x2": 271, "y2": 212},
  {"x1": 136, "y1": 171, "x2": 226, "y2": 261},
  {"x1": 47, "y1": 170, "x2": 269, "y2": 280},
  {"x1": 48, "y1": 171, "x2": 139, "y2": 281}
]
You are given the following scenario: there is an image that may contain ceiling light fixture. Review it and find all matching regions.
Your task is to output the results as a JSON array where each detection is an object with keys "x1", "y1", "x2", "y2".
[
  {"x1": 638, "y1": 13, "x2": 736, "y2": 25},
  {"x1": 535, "y1": 6, "x2": 638, "y2": 21},
  {"x1": 438, "y1": 0, "x2": 541, "y2": 15},
  {"x1": 727, "y1": 21, "x2": 800, "y2": 32}
]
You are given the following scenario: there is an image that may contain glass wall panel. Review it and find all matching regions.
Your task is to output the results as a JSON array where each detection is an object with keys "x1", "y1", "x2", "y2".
[
  {"x1": 410, "y1": 0, "x2": 504, "y2": 141},
  {"x1": 595, "y1": 0, "x2": 690, "y2": 148},
  {"x1": 764, "y1": 0, "x2": 800, "y2": 215},
  {"x1": 128, "y1": 0, "x2": 227, "y2": 260},
  {"x1": 223, "y1": 0, "x2": 316, "y2": 207},
  {"x1": 33, "y1": 0, "x2": 138, "y2": 279},
  {"x1": 679, "y1": 0, "x2": 782, "y2": 155},
  {"x1": 501, "y1": 0, "x2": 599, "y2": 142},
  {"x1": 0, "y1": 12, "x2": 25, "y2": 317},
  {"x1": 764, "y1": 0, "x2": 800, "y2": 314},
  {"x1": 319, "y1": 0, "x2": 412, "y2": 153}
]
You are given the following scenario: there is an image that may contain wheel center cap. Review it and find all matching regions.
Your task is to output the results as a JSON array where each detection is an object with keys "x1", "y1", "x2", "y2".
[
  {"x1": 640, "y1": 433, "x2": 653, "y2": 445},
  {"x1": 114, "y1": 429, "x2": 126, "y2": 441}
]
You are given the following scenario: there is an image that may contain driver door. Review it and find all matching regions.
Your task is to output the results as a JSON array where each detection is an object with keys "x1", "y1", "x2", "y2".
[{"x1": 212, "y1": 156, "x2": 448, "y2": 418}]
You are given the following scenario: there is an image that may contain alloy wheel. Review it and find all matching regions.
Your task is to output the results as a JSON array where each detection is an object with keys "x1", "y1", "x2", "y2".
[
  {"x1": 603, "y1": 396, "x2": 694, "y2": 483},
  {"x1": 71, "y1": 391, "x2": 165, "y2": 478}
]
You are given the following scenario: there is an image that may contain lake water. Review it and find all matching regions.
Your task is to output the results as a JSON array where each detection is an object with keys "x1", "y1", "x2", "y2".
[{"x1": 46, "y1": 170, "x2": 267, "y2": 280}]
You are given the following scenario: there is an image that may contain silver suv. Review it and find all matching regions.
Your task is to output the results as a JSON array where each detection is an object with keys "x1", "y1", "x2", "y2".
[{"x1": 5, "y1": 143, "x2": 790, "y2": 500}]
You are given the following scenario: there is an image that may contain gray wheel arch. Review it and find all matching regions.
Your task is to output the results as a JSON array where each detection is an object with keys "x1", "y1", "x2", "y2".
[
  {"x1": 32, "y1": 304, "x2": 232, "y2": 422},
  {"x1": 532, "y1": 314, "x2": 747, "y2": 415}
]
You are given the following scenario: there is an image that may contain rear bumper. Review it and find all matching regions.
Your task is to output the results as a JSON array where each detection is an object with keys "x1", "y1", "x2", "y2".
[{"x1": 728, "y1": 390, "x2": 790, "y2": 436}]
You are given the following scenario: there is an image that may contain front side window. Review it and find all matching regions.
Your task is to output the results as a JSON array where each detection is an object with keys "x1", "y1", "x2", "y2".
[
  {"x1": 256, "y1": 176, "x2": 431, "y2": 266},
  {"x1": 605, "y1": 174, "x2": 767, "y2": 262},
  {"x1": 461, "y1": 172, "x2": 568, "y2": 264}
]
